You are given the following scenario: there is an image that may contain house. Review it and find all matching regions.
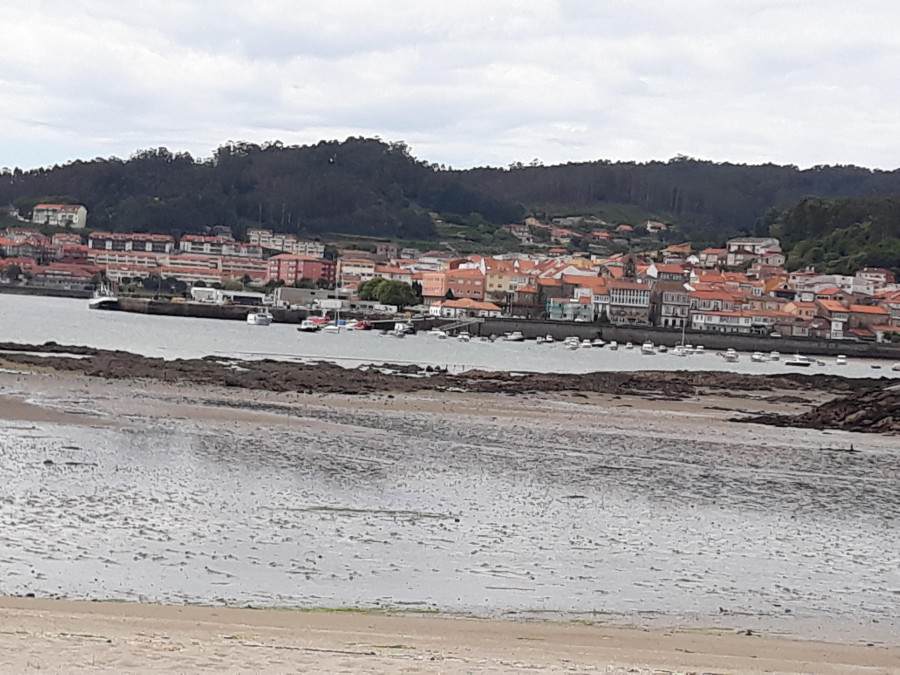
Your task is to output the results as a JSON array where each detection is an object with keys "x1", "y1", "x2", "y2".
[
  {"x1": 606, "y1": 279, "x2": 651, "y2": 325},
  {"x1": 428, "y1": 298, "x2": 502, "y2": 318},
  {"x1": 848, "y1": 304, "x2": 890, "y2": 330},
  {"x1": 816, "y1": 300, "x2": 850, "y2": 339},
  {"x1": 689, "y1": 290, "x2": 735, "y2": 313},
  {"x1": 691, "y1": 310, "x2": 753, "y2": 334},
  {"x1": 246, "y1": 229, "x2": 325, "y2": 257},
  {"x1": 31, "y1": 204, "x2": 88, "y2": 229},
  {"x1": 697, "y1": 248, "x2": 727, "y2": 268},
  {"x1": 651, "y1": 281, "x2": 691, "y2": 329},
  {"x1": 30, "y1": 262, "x2": 97, "y2": 289},
  {"x1": 547, "y1": 296, "x2": 594, "y2": 322},
  {"x1": 856, "y1": 268, "x2": 895, "y2": 290},
  {"x1": 338, "y1": 258, "x2": 377, "y2": 288},
  {"x1": 647, "y1": 262, "x2": 689, "y2": 282},
  {"x1": 445, "y1": 268, "x2": 486, "y2": 301}
]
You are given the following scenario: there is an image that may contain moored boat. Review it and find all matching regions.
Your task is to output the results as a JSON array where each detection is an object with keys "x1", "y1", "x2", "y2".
[
  {"x1": 640, "y1": 340, "x2": 655, "y2": 355},
  {"x1": 835, "y1": 354, "x2": 848, "y2": 366},
  {"x1": 785, "y1": 355, "x2": 812, "y2": 367},
  {"x1": 503, "y1": 331, "x2": 526, "y2": 342},
  {"x1": 297, "y1": 319, "x2": 321, "y2": 332},
  {"x1": 88, "y1": 283, "x2": 119, "y2": 310},
  {"x1": 721, "y1": 348, "x2": 739, "y2": 363},
  {"x1": 750, "y1": 351, "x2": 767, "y2": 363},
  {"x1": 246, "y1": 310, "x2": 273, "y2": 325}
]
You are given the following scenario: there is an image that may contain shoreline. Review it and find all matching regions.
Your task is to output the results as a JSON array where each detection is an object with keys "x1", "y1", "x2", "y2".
[{"x1": 1, "y1": 596, "x2": 897, "y2": 674}]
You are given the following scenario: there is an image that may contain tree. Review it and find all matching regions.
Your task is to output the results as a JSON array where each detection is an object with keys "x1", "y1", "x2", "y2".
[
  {"x1": 376, "y1": 280, "x2": 419, "y2": 309},
  {"x1": 2, "y1": 263, "x2": 22, "y2": 280},
  {"x1": 358, "y1": 277, "x2": 388, "y2": 301}
]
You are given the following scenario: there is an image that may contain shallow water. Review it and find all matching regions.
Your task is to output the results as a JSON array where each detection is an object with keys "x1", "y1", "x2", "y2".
[
  {"x1": 1, "y1": 392, "x2": 897, "y2": 644},
  {"x1": 2, "y1": 293, "x2": 898, "y2": 378}
]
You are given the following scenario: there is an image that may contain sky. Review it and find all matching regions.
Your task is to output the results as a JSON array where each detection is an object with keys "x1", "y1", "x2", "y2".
[{"x1": 3, "y1": 0, "x2": 899, "y2": 172}]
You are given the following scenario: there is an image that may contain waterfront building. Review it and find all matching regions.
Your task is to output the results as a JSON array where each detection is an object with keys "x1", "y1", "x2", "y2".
[
  {"x1": 445, "y1": 268, "x2": 486, "y2": 301},
  {"x1": 428, "y1": 298, "x2": 502, "y2": 318},
  {"x1": 606, "y1": 279, "x2": 651, "y2": 325},
  {"x1": 267, "y1": 254, "x2": 336, "y2": 287}
]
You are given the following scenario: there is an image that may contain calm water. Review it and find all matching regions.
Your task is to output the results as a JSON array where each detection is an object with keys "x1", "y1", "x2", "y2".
[{"x1": 2, "y1": 293, "x2": 898, "y2": 378}]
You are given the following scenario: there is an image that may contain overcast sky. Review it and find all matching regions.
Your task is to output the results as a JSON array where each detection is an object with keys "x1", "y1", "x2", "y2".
[{"x1": 3, "y1": 1, "x2": 899, "y2": 172}]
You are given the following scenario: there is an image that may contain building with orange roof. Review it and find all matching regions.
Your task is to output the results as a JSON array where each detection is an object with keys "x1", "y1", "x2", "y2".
[
  {"x1": 697, "y1": 248, "x2": 726, "y2": 268},
  {"x1": 445, "y1": 268, "x2": 486, "y2": 301},
  {"x1": 30, "y1": 262, "x2": 98, "y2": 289},
  {"x1": 689, "y1": 290, "x2": 735, "y2": 312},
  {"x1": 848, "y1": 304, "x2": 890, "y2": 330},
  {"x1": 816, "y1": 299, "x2": 850, "y2": 339}
]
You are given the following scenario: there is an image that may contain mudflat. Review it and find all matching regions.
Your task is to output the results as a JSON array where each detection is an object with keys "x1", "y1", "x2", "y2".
[{"x1": 1, "y1": 365, "x2": 898, "y2": 672}]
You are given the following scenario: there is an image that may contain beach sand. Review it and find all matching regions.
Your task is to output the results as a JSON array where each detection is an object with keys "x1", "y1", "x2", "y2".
[
  {"x1": 1, "y1": 597, "x2": 897, "y2": 674},
  {"x1": 1, "y1": 367, "x2": 897, "y2": 673}
]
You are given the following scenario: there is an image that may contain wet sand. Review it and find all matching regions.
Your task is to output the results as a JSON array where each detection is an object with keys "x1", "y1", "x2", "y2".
[
  {"x1": 2, "y1": 597, "x2": 898, "y2": 674},
  {"x1": 1, "y1": 368, "x2": 898, "y2": 672}
]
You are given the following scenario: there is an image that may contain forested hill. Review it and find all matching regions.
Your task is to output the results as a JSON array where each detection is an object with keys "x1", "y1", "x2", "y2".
[
  {"x1": 775, "y1": 196, "x2": 900, "y2": 273},
  {"x1": 2, "y1": 137, "x2": 900, "y2": 243}
]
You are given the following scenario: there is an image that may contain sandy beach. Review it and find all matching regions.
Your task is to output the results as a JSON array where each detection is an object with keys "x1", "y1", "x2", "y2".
[
  {"x1": 1, "y1": 364, "x2": 898, "y2": 672},
  {"x1": 2, "y1": 597, "x2": 898, "y2": 674}
]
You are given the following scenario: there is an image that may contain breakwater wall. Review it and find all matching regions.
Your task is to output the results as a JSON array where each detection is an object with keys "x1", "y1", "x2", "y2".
[
  {"x1": 466, "y1": 318, "x2": 900, "y2": 360},
  {"x1": 0, "y1": 285, "x2": 91, "y2": 299}
]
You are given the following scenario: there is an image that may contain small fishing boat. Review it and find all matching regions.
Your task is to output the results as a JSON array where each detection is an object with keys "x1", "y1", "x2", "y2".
[
  {"x1": 769, "y1": 351, "x2": 780, "y2": 361},
  {"x1": 835, "y1": 355, "x2": 848, "y2": 366},
  {"x1": 640, "y1": 341, "x2": 655, "y2": 355},
  {"x1": 750, "y1": 352, "x2": 767, "y2": 363},
  {"x1": 503, "y1": 331, "x2": 526, "y2": 342},
  {"x1": 785, "y1": 355, "x2": 812, "y2": 367},
  {"x1": 246, "y1": 310, "x2": 273, "y2": 325},
  {"x1": 721, "y1": 348, "x2": 739, "y2": 363}
]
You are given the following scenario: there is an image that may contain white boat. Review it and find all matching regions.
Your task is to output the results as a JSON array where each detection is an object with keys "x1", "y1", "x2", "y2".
[
  {"x1": 608, "y1": 341, "x2": 618, "y2": 350},
  {"x1": 246, "y1": 310, "x2": 273, "y2": 325},
  {"x1": 426, "y1": 328, "x2": 448, "y2": 339},
  {"x1": 769, "y1": 351, "x2": 780, "y2": 361},
  {"x1": 592, "y1": 339, "x2": 605, "y2": 348},
  {"x1": 694, "y1": 345, "x2": 705, "y2": 353},
  {"x1": 457, "y1": 331, "x2": 471, "y2": 342},
  {"x1": 624, "y1": 342, "x2": 634, "y2": 350},
  {"x1": 892, "y1": 363, "x2": 900, "y2": 372},
  {"x1": 671, "y1": 345, "x2": 688, "y2": 357},
  {"x1": 544, "y1": 334, "x2": 554, "y2": 343},
  {"x1": 750, "y1": 352, "x2": 767, "y2": 363},
  {"x1": 722, "y1": 348, "x2": 739, "y2": 363},
  {"x1": 503, "y1": 331, "x2": 526, "y2": 342},
  {"x1": 785, "y1": 355, "x2": 812, "y2": 367},
  {"x1": 835, "y1": 355, "x2": 848, "y2": 366},
  {"x1": 88, "y1": 282, "x2": 119, "y2": 310},
  {"x1": 322, "y1": 322, "x2": 341, "y2": 333},
  {"x1": 563, "y1": 336, "x2": 580, "y2": 350},
  {"x1": 640, "y1": 341, "x2": 655, "y2": 355},
  {"x1": 580, "y1": 339, "x2": 593, "y2": 349},
  {"x1": 297, "y1": 319, "x2": 321, "y2": 333}
]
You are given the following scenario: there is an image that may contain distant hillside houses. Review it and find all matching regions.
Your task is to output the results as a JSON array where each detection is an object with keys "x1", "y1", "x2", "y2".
[
  {"x1": 31, "y1": 204, "x2": 88, "y2": 229},
  {"x1": 247, "y1": 228, "x2": 325, "y2": 257}
]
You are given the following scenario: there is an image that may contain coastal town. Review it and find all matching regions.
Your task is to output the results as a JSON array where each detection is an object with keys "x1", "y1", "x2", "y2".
[{"x1": 1, "y1": 202, "x2": 899, "y2": 344}]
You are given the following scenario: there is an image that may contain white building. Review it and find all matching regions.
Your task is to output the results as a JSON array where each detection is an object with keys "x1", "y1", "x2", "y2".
[{"x1": 31, "y1": 204, "x2": 88, "y2": 229}]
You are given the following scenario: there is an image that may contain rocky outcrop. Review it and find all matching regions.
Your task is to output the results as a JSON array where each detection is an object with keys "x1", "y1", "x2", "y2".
[{"x1": 742, "y1": 387, "x2": 900, "y2": 435}]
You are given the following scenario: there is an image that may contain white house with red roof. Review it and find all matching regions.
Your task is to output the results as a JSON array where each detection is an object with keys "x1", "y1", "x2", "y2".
[{"x1": 31, "y1": 204, "x2": 88, "y2": 229}]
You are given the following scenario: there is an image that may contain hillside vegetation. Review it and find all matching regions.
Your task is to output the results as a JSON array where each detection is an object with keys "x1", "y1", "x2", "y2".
[
  {"x1": 775, "y1": 196, "x2": 900, "y2": 273},
  {"x1": 3, "y1": 138, "x2": 900, "y2": 248}
]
